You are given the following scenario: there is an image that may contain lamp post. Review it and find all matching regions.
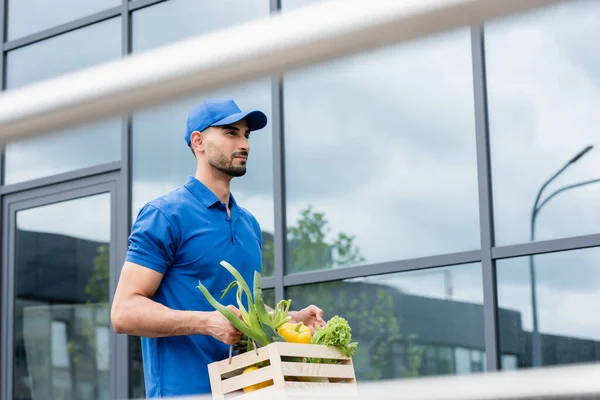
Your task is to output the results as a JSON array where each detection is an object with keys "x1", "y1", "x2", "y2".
[{"x1": 529, "y1": 145, "x2": 595, "y2": 367}]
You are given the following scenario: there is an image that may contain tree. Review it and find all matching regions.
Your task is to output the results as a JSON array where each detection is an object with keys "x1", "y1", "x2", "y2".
[
  {"x1": 261, "y1": 205, "x2": 366, "y2": 274},
  {"x1": 85, "y1": 244, "x2": 110, "y2": 303}
]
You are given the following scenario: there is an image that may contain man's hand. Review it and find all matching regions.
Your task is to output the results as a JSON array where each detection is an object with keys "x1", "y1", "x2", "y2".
[
  {"x1": 289, "y1": 305, "x2": 326, "y2": 333},
  {"x1": 206, "y1": 305, "x2": 244, "y2": 345}
]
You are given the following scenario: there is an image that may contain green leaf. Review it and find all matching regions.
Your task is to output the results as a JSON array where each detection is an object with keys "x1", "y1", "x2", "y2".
[
  {"x1": 196, "y1": 281, "x2": 269, "y2": 347},
  {"x1": 221, "y1": 261, "x2": 268, "y2": 345},
  {"x1": 236, "y1": 284, "x2": 252, "y2": 326},
  {"x1": 220, "y1": 280, "x2": 238, "y2": 300},
  {"x1": 220, "y1": 261, "x2": 254, "y2": 303}
]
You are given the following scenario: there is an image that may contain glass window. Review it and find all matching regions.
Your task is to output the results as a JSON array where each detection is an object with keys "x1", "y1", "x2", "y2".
[
  {"x1": 131, "y1": 0, "x2": 268, "y2": 53},
  {"x1": 282, "y1": 27, "x2": 480, "y2": 273},
  {"x1": 4, "y1": 19, "x2": 122, "y2": 185},
  {"x1": 497, "y1": 247, "x2": 600, "y2": 369},
  {"x1": 286, "y1": 263, "x2": 484, "y2": 381},
  {"x1": 485, "y1": 0, "x2": 600, "y2": 246},
  {"x1": 6, "y1": 19, "x2": 121, "y2": 89},
  {"x1": 13, "y1": 193, "x2": 111, "y2": 400},
  {"x1": 6, "y1": 0, "x2": 120, "y2": 41}
]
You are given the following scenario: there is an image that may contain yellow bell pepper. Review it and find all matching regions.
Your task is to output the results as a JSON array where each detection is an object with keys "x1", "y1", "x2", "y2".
[
  {"x1": 241, "y1": 366, "x2": 273, "y2": 393},
  {"x1": 277, "y1": 322, "x2": 312, "y2": 344}
]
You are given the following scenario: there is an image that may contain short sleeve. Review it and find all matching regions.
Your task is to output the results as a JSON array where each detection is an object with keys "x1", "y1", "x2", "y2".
[{"x1": 125, "y1": 204, "x2": 178, "y2": 274}]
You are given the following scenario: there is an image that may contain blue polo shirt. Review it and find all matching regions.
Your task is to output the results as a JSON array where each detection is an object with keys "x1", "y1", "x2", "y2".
[{"x1": 125, "y1": 176, "x2": 263, "y2": 398}]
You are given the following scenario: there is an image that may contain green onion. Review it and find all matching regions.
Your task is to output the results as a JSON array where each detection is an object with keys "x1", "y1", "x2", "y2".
[{"x1": 196, "y1": 260, "x2": 289, "y2": 349}]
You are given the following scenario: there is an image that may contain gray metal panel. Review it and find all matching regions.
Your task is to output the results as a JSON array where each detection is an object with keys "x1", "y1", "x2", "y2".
[
  {"x1": 492, "y1": 234, "x2": 600, "y2": 259},
  {"x1": 0, "y1": 0, "x2": 6, "y2": 389},
  {"x1": 122, "y1": 1, "x2": 131, "y2": 57},
  {"x1": 0, "y1": 161, "x2": 121, "y2": 195},
  {"x1": 113, "y1": 4, "x2": 131, "y2": 396},
  {"x1": 3, "y1": 202, "x2": 15, "y2": 400},
  {"x1": 270, "y1": 0, "x2": 284, "y2": 305},
  {"x1": 1, "y1": 194, "x2": 10, "y2": 400},
  {"x1": 1, "y1": 0, "x2": 6, "y2": 186},
  {"x1": 261, "y1": 276, "x2": 275, "y2": 289},
  {"x1": 271, "y1": 76, "x2": 285, "y2": 302},
  {"x1": 283, "y1": 250, "x2": 481, "y2": 287},
  {"x1": 471, "y1": 25, "x2": 500, "y2": 372},
  {"x1": 109, "y1": 177, "x2": 126, "y2": 400},
  {"x1": 3, "y1": 6, "x2": 122, "y2": 51}
]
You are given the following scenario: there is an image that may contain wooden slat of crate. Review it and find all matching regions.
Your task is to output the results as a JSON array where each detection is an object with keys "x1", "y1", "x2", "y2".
[
  {"x1": 208, "y1": 342, "x2": 357, "y2": 399},
  {"x1": 280, "y1": 361, "x2": 355, "y2": 379},
  {"x1": 214, "y1": 345, "x2": 271, "y2": 376},
  {"x1": 275, "y1": 342, "x2": 351, "y2": 361},
  {"x1": 221, "y1": 365, "x2": 276, "y2": 394}
]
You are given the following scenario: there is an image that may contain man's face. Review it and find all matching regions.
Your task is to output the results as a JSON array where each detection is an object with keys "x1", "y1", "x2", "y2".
[{"x1": 204, "y1": 119, "x2": 250, "y2": 177}]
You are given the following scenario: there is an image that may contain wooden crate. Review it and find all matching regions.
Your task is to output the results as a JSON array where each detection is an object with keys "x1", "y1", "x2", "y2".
[{"x1": 208, "y1": 342, "x2": 357, "y2": 399}]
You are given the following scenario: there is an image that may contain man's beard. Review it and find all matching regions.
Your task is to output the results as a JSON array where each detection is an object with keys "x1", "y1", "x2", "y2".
[{"x1": 208, "y1": 151, "x2": 247, "y2": 177}]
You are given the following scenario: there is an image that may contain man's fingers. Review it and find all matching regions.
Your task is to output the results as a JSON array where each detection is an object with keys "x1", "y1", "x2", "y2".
[
  {"x1": 310, "y1": 305, "x2": 325, "y2": 323},
  {"x1": 226, "y1": 305, "x2": 243, "y2": 319}
]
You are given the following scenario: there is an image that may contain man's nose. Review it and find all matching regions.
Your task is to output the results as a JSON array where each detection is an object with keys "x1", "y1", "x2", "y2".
[{"x1": 239, "y1": 138, "x2": 249, "y2": 152}]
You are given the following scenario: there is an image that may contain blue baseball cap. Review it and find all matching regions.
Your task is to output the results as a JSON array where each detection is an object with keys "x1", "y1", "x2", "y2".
[{"x1": 185, "y1": 99, "x2": 268, "y2": 145}]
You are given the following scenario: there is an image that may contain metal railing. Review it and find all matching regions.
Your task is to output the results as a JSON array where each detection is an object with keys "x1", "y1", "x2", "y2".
[{"x1": 0, "y1": 0, "x2": 568, "y2": 145}]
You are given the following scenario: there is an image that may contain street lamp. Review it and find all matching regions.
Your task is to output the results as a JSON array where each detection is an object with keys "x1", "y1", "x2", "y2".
[{"x1": 529, "y1": 144, "x2": 596, "y2": 367}]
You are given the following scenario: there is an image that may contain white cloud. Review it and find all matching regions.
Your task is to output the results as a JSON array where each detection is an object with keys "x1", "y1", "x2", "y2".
[
  {"x1": 16, "y1": 193, "x2": 111, "y2": 243},
  {"x1": 486, "y1": 0, "x2": 600, "y2": 246}
]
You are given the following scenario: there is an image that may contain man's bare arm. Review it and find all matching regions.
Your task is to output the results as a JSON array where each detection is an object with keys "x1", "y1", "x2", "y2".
[{"x1": 110, "y1": 261, "x2": 242, "y2": 343}]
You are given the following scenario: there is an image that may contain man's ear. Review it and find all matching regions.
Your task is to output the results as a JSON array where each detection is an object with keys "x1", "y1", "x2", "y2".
[{"x1": 190, "y1": 130, "x2": 204, "y2": 154}]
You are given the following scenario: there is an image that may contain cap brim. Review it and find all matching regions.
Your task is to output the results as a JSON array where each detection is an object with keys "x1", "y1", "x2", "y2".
[{"x1": 211, "y1": 110, "x2": 267, "y2": 131}]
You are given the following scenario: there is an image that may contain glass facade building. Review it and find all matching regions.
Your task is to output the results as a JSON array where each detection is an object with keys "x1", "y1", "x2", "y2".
[{"x1": 1, "y1": 0, "x2": 599, "y2": 398}]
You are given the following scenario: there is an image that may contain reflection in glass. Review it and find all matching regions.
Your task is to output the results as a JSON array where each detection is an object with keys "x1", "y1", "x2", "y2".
[
  {"x1": 286, "y1": 263, "x2": 484, "y2": 381},
  {"x1": 262, "y1": 288, "x2": 275, "y2": 310},
  {"x1": 497, "y1": 247, "x2": 600, "y2": 370},
  {"x1": 486, "y1": 0, "x2": 600, "y2": 246},
  {"x1": 131, "y1": 0, "x2": 268, "y2": 53},
  {"x1": 6, "y1": 19, "x2": 121, "y2": 89},
  {"x1": 282, "y1": 27, "x2": 480, "y2": 273},
  {"x1": 13, "y1": 193, "x2": 111, "y2": 400},
  {"x1": 4, "y1": 19, "x2": 122, "y2": 185},
  {"x1": 7, "y1": 0, "x2": 120, "y2": 40}
]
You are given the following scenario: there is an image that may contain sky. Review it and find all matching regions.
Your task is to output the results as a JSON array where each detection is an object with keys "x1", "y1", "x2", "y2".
[{"x1": 8, "y1": 0, "x2": 600, "y2": 350}]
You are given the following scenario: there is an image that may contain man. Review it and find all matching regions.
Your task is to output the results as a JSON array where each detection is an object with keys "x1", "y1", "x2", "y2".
[{"x1": 111, "y1": 99, "x2": 325, "y2": 398}]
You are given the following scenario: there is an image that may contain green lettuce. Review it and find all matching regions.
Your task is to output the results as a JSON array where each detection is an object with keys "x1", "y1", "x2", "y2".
[{"x1": 310, "y1": 316, "x2": 358, "y2": 363}]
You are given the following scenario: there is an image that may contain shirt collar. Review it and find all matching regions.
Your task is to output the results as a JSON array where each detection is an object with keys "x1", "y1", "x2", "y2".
[{"x1": 184, "y1": 176, "x2": 238, "y2": 210}]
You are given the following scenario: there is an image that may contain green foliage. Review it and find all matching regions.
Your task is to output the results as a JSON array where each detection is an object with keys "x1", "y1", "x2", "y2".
[
  {"x1": 84, "y1": 244, "x2": 110, "y2": 303},
  {"x1": 68, "y1": 244, "x2": 110, "y2": 379},
  {"x1": 261, "y1": 237, "x2": 274, "y2": 277},
  {"x1": 261, "y1": 205, "x2": 366, "y2": 273}
]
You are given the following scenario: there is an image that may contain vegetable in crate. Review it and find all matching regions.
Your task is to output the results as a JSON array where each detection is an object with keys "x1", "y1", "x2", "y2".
[
  {"x1": 310, "y1": 316, "x2": 358, "y2": 363},
  {"x1": 241, "y1": 366, "x2": 273, "y2": 393},
  {"x1": 278, "y1": 322, "x2": 312, "y2": 344},
  {"x1": 196, "y1": 261, "x2": 291, "y2": 352}
]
